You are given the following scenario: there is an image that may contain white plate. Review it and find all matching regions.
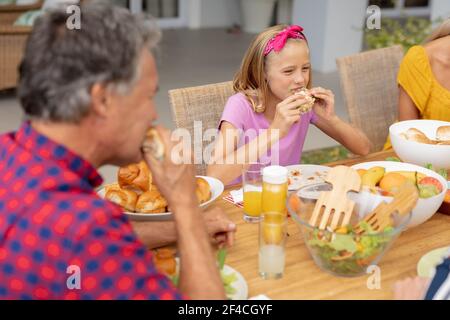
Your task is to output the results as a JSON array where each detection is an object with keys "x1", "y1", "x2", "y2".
[
  {"x1": 286, "y1": 164, "x2": 330, "y2": 191},
  {"x1": 222, "y1": 264, "x2": 248, "y2": 300},
  {"x1": 417, "y1": 246, "x2": 450, "y2": 278},
  {"x1": 173, "y1": 258, "x2": 248, "y2": 300},
  {"x1": 97, "y1": 176, "x2": 224, "y2": 221}
]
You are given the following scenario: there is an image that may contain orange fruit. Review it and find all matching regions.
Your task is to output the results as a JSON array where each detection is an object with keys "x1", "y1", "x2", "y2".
[
  {"x1": 379, "y1": 172, "x2": 408, "y2": 194},
  {"x1": 444, "y1": 190, "x2": 450, "y2": 203}
]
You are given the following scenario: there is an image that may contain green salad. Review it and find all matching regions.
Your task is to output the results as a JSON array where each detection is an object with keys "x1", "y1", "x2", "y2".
[
  {"x1": 221, "y1": 270, "x2": 237, "y2": 299},
  {"x1": 307, "y1": 222, "x2": 395, "y2": 275}
]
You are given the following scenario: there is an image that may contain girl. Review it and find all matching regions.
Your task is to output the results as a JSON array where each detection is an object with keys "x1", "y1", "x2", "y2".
[{"x1": 207, "y1": 25, "x2": 371, "y2": 185}]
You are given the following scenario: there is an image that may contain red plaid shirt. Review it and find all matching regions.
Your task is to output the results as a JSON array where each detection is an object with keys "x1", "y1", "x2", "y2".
[{"x1": 0, "y1": 122, "x2": 182, "y2": 300}]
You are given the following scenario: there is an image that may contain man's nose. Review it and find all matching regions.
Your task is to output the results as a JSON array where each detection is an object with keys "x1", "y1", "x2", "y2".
[{"x1": 149, "y1": 104, "x2": 158, "y2": 122}]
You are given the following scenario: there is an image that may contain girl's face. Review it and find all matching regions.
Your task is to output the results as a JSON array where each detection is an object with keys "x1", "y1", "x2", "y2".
[{"x1": 265, "y1": 40, "x2": 311, "y2": 102}]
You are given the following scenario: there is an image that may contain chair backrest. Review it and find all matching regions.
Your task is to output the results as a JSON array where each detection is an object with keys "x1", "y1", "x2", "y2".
[
  {"x1": 168, "y1": 81, "x2": 235, "y2": 175},
  {"x1": 337, "y1": 45, "x2": 404, "y2": 151},
  {"x1": 0, "y1": 0, "x2": 44, "y2": 25}
]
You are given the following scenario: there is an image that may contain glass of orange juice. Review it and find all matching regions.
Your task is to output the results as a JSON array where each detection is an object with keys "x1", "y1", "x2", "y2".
[{"x1": 242, "y1": 163, "x2": 265, "y2": 223}]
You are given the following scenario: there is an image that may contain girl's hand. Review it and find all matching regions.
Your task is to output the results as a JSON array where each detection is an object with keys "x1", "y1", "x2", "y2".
[
  {"x1": 310, "y1": 87, "x2": 336, "y2": 121},
  {"x1": 270, "y1": 94, "x2": 310, "y2": 138}
]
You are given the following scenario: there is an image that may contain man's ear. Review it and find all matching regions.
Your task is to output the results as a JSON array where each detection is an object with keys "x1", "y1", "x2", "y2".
[{"x1": 90, "y1": 83, "x2": 110, "y2": 118}]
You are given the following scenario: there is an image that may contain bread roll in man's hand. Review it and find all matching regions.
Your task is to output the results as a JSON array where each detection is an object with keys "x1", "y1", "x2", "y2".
[{"x1": 142, "y1": 128, "x2": 165, "y2": 161}]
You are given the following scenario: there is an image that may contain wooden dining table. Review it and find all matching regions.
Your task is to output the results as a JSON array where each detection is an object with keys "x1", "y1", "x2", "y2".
[{"x1": 216, "y1": 150, "x2": 450, "y2": 299}]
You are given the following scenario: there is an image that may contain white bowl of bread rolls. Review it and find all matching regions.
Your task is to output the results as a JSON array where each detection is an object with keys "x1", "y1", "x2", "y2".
[
  {"x1": 98, "y1": 161, "x2": 224, "y2": 221},
  {"x1": 390, "y1": 120, "x2": 450, "y2": 170}
]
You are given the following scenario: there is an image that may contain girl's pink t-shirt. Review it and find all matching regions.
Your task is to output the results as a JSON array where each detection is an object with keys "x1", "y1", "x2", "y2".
[{"x1": 219, "y1": 92, "x2": 317, "y2": 169}]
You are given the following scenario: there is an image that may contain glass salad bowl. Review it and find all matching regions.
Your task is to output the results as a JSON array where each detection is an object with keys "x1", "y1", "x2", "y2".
[{"x1": 287, "y1": 183, "x2": 412, "y2": 277}]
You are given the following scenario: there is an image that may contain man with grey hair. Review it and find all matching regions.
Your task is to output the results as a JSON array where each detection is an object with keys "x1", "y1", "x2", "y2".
[{"x1": 0, "y1": 1, "x2": 235, "y2": 299}]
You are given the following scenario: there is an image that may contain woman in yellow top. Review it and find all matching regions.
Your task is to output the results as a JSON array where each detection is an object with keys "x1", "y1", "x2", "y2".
[{"x1": 385, "y1": 19, "x2": 450, "y2": 149}]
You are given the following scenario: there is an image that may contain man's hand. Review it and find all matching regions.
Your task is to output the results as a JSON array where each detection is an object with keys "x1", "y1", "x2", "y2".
[
  {"x1": 203, "y1": 207, "x2": 237, "y2": 248},
  {"x1": 143, "y1": 125, "x2": 198, "y2": 210},
  {"x1": 130, "y1": 207, "x2": 236, "y2": 250}
]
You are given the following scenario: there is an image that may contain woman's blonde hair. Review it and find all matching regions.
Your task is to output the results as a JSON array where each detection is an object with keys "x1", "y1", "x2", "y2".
[
  {"x1": 424, "y1": 18, "x2": 450, "y2": 43},
  {"x1": 233, "y1": 24, "x2": 311, "y2": 113}
]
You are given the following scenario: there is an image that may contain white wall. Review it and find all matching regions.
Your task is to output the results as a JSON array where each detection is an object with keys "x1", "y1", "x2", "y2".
[
  {"x1": 430, "y1": 0, "x2": 450, "y2": 24},
  {"x1": 292, "y1": 0, "x2": 368, "y2": 73},
  {"x1": 291, "y1": 0, "x2": 328, "y2": 72},
  {"x1": 188, "y1": 0, "x2": 240, "y2": 29}
]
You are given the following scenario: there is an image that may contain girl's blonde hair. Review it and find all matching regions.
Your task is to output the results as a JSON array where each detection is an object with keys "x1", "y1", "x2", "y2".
[
  {"x1": 233, "y1": 25, "x2": 311, "y2": 113},
  {"x1": 424, "y1": 18, "x2": 450, "y2": 43}
]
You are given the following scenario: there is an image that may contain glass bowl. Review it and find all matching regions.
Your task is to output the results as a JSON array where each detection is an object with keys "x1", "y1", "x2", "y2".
[{"x1": 287, "y1": 183, "x2": 412, "y2": 277}]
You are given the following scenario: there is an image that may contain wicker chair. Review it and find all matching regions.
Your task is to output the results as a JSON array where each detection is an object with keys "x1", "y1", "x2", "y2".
[
  {"x1": 0, "y1": 1, "x2": 44, "y2": 91},
  {"x1": 0, "y1": 0, "x2": 44, "y2": 25},
  {"x1": 169, "y1": 81, "x2": 235, "y2": 175},
  {"x1": 0, "y1": 25, "x2": 32, "y2": 91},
  {"x1": 336, "y1": 45, "x2": 404, "y2": 151}
]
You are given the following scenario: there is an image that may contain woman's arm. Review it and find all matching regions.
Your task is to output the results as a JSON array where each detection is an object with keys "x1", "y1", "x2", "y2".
[{"x1": 398, "y1": 86, "x2": 420, "y2": 120}]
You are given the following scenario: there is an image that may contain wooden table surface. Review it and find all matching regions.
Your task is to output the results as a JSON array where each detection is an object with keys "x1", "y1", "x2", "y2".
[{"x1": 216, "y1": 150, "x2": 450, "y2": 299}]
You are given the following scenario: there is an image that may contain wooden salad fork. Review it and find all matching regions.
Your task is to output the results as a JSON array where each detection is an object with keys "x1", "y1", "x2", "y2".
[
  {"x1": 354, "y1": 183, "x2": 418, "y2": 234},
  {"x1": 309, "y1": 166, "x2": 361, "y2": 231}
]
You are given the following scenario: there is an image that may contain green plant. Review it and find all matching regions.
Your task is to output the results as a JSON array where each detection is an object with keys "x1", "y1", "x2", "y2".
[
  {"x1": 365, "y1": 17, "x2": 433, "y2": 52},
  {"x1": 301, "y1": 145, "x2": 350, "y2": 165}
]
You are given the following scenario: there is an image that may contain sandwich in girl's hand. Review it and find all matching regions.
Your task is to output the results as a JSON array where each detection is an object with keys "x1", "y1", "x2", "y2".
[{"x1": 293, "y1": 88, "x2": 316, "y2": 114}]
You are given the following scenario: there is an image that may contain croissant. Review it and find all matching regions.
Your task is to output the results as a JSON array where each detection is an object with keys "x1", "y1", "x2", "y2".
[
  {"x1": 118, "y1": 161, "x2": 152, "y2": 193},
  {"x1": 136, "y1": 189, "x2": 168, "y2": 213},
  {"x1": 104, "y1": 184, "x2": 138, "y2": 212},
  {"x1": 195, "y1": 177, "x2": 211, "y2": 204}
]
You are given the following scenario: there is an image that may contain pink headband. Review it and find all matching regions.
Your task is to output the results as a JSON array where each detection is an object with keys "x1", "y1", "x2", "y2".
[{"x1": 263, "y1": 25, "x2": 307, "y2": 56}]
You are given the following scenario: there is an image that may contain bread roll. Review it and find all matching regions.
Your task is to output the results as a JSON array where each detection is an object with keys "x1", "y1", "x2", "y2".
[
  {"x1": 403, "y1": 128, "x2": 435, "y2": 144},
  {"x1": 153, "y1": 248, "x2": 176, "y2": 276},
  {"x1": 142, "y1": 128, "x2": 165, "y2": 161},
  {"x1": 436, "y1": 126, "x2": 450, "y2": 142},
  {"x1": 118, "y1": 161, "x2": 152, "y2": 193},
  {"x1": 104, "y1": 183, "x2": 121, "y2": 193},
  {"x1": 195, "y1": 177, "x2": 211, "y2": 204},
  {"x1": 104, "y1": 185, "x2": 138, "y2": 212},
  {"x1": 136, "y1": 189, "x2": 168, "y2": 213}
]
